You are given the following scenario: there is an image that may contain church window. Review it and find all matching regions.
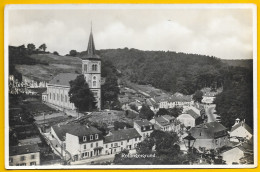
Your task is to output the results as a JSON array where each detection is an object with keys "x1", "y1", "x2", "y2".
[
  {"x1": 93, "y1": 76, "x2": 96, "y2": 80},
  {"x1": 57, "y1": 93, "x2": 59, "y2": 101},
  {"x1": 93, "y1": 92, "x2": 98, "y2": 97},
  {"x1": 61, "y1": 94, "x2": 63, "y2": 102},
  {"x1": 92, "y1": 64, "x2": 97, "y2": 71},
  {"x1": 65, "y1": 95, "x2": 67, "y2": 103},
  {"x1": 49, "y1": 93, "x2": 51, "y2": 100},
  {"x1": 53, "y1": 93, "x2": 55, "y2": 100},
  {"x1": 84, "y1": 64, "x2": 87, "y2": 73},
  {"x1": 93, "y1": 81, "x2": 96, "y2": 87}
]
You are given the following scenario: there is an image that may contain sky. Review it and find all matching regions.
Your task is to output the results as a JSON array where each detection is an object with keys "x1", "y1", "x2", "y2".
[{"x1": 7, "y1": 5, "x2": 255, "y2": 59}]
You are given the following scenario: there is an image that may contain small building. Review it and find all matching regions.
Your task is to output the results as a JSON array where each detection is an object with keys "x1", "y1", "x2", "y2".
[
  {"x1": 159, "y1": 93, "x2": 194, "y2": 109},
  {"x1": 177, "y1": 109, "x2": 201, "y2": 128},
  {"x1": 150, "y1": 115, "x2": 175, "y2": 132},
  {"x1": 189, "y1": 122, "x2": 229, "y2": 150},
  {"x1": 221, "y1": 142, "x2": 253, "y2": 165},
  {"x1": 65, "y1": 124, "x2": 103, "y2": 161},
  {"x1": 9, "y1": 144, "x2": 40, "y2": 166},
  {"x1": 133, "y1": 119, "x2": 154, "y2": 140},
  {"x1": 103, "y1": 128, "x2": 142, "y2": 155},
  {"x1": 230, "y1": 118, "x2": 253, "y2": 142}
]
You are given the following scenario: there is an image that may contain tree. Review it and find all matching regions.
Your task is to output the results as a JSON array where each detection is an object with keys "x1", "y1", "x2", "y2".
[
  {"x1": 139, "y1": 104, "x2": 154, "y2": 120},
  {"x1": 156, "y1": 108, "x2": 169, "y2": 117},
  {"x1": 168, "y1": 107, "x2": 183, "y2": 118},
  {"x1": 27, "y1": 43, "x2": 36, "y2": 54},
  {"x1": 193, "y1": 90, "x2": 203, "y2": 103},
  {"x1": 69, "y1": 50, "x2": 77, "y2": 57},
  {"x1": 53, "y1": 51, "x2": 59, "y2": 56},
  {"x1": 101, "y1": 75, "x2": 119, "y2": 109},
  {"x1": 39, "y1": 43, "x2": 47, "y2": 52},
  {"x1": 68, "y1": 75, "x2": 96, "y2": 112},
  {"x1": 136, "y1": 138, "x2": 154, "y2": 154}
]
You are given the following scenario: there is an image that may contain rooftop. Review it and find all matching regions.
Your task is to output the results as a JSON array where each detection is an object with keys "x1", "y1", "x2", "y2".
[
  {"x1": 10, "y1": 144, "x2": 40, "y2": 156},
  {"x1": 134, "y1": 119, "x2": 153, "y2": 127},
  {"x1": 190, "y1": 122, "x2": 227, "y2": 139},
  {"x1": 48, "y1": 73, "x2": 79, "y2": 87},
  {"x1": 231, "y1": 121, "x2": 253, "y2": 134},
  {"x1": 186, "y1": 109, "x2": 200, "y2": 119},
  {"x1": 52, "y1": 124, "x2": 102, "y2": 141},
  {"x1": 104, "y1": 128, "x2": 141, "y2": 143}
]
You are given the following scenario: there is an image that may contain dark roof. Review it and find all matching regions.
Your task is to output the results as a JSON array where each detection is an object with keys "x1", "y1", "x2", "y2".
[
  {"x1": 190, "y1": 122, "x2": 227, "y2": 139},
  {"x1": 48, "y1": 73, "x2": 79, "y2": 87},
  {"x1": 155, "y1": 116, "x2": 170, "y2": 126},
  {"x1": 231, "y1": 122, "x2": 253, "y2": 134},
  {"x1": 162, "y1": 115, "x2": 175, "y2": 121},
  {"x1": 52, "y1": 124, "x2": 102, "y2": 141},
  {"x1": 186, "y1": 109, "x2": 200, "y2": 119},
  {"x1": 134, "y1": 119, "x2": 153, "y2": 127},
  {"x1": 81, "y1": 30, "x2": 101, "y2": 60},
  {"x1": 104, "y1": 128, "x2": 141, "y2": 143},
  {"x1": 10, "y1": 144, "x2": 40, "y2": 156}
]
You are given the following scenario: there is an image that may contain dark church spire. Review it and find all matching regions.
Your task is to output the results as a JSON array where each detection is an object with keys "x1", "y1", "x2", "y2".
[{"x1": 87, "y1": 22, "x2": 96, "y2": 56}]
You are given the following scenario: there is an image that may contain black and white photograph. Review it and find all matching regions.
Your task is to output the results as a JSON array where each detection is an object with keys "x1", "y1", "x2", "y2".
[{"x1": 5, "y1": 4, "x2": 257, "y2": 169}]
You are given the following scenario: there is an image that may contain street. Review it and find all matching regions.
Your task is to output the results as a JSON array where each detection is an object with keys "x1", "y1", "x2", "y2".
[{"x1": 205, "y1": 105, "x2": 216, "y2": 122}]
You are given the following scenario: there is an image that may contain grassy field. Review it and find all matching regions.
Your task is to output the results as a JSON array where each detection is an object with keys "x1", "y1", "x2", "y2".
[{"x1": 15, "y1": 53, "x2": 82, "y2": 81}]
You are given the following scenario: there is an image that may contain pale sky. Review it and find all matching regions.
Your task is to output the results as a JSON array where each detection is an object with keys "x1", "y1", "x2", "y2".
[{"x1": 7, "y1": 5, "x2": 254, "y2": 59}]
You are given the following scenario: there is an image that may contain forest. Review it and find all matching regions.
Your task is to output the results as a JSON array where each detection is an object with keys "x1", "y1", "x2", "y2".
[{"x1": 96, "y1": 48, "x2": 253, "y2": 129}]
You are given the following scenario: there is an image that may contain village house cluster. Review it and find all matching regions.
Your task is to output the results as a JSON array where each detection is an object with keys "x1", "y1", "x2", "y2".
[{"x1": 8, "y1": 26, "x2": 253, "y2": 166}]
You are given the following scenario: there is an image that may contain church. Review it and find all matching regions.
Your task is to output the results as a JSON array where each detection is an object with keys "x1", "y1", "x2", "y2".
[{"x1": 45, "y1": 27, "x2": 101, "y2": 110}]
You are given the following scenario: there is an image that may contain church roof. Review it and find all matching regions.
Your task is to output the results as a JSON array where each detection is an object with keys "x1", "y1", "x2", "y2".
[
  {"x1": 81, "y1": 27, "x2": 101, "y2": 60},
  {"x1": 48, "y1": 73, "x2": 79, "y2": 87}
]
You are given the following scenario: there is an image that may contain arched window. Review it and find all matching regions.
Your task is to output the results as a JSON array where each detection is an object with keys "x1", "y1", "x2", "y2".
[
  {"x1": 93, "y1": 81, "x2": 96, "y2": 87},
  {"x1": 53, "y1": 93, "x2": 55, "y2": 100},
  {"x1": 92, "y1": 64, "x2": 95, "y2": 71},
  {"x1": 61, "y1": 94, "x2": 63, "y2": 102},
  {"x1": 57, "y1": 93, "x2": 59, "y2": 101},
  {"x1": 93, "y1": 76, "x2": 96, "y2": 80},
  {"x1": 84, "y1": 64, "x2": 87, "y2": 73},
  {"x1": 49, "y1": 93, "x2": 51, "y2": 100}
]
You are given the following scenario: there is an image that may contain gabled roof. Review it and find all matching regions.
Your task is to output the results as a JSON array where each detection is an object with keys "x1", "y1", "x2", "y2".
[
  {"x1": 52, "y1": 124, "x2": 102, "y2": 141},
  {"x1": 10, "y1": 144, "x2": 40, "y2": 156},
  {"x1": 48, "y1": 73, "x2": 79, "y2": 87},
  {"x1": 154, "y1": 116, "x2": 170, "y2": 126},
  {"x1": 162, "y1": 115, "x2": 175, "y2": 121},
  {"x1": 104, "y1": 128, "x2": 141, "y2": 143},
  {"x1": 81, "y1": 28, "x2": 101, "y2": 60},
  {"x1": 190, "y1": 122, "x2": 227, "y2": 139},
  {"x1": 134, "y1": 119, "x2": 153, "y2": 127},
  {"x1": 231, "y1": 122, "x2": 253, "y2": 134},
  {"x1": 186, "y1": 109, "x2": 200, "y2": 119}
]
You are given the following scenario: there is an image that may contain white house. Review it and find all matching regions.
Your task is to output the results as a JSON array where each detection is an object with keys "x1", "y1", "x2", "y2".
[
  {"x1": 150, "y1": 115, "x2": 176, "y2": 132},
  {"x1": 221, "y1": 142, "x2": 253, "y2": 165},
  {"x1": 133, "y1": 119, "x2": 154, "y2": 140},
  {"x1": 9, "y1": 144, "x2": 40, "y2": 166},
  {"x1": 103, "y1": 128, "x2": 142, "y2": 155},
  {"x1": 177, "y1": 109, "x2": 201, "y2": 128},
  {"x1": 158, "y1": 93, "x2": 194, "y2": 109},
  {"x1": 230, "y1": 119, "x2": 253, "y2": 142}
]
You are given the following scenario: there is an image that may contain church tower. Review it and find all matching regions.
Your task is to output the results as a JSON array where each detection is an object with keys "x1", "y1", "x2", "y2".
[{"x1": 82, "y1": 26, "x2": 101, "y2": 110}]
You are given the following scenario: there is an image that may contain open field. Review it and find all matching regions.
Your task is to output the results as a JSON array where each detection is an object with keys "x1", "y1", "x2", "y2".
[{"x1": 15, "y1": 53, "x2": 82, "y2": 81}]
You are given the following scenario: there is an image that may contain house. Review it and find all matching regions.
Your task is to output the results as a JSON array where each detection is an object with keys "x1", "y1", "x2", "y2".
[
  {"x1": 65, "y1": 125, "x2": 103, "y2": 161},
  {"x1": 46, "y1": 26, "x2": 101, "y2": 110},
  {"x1": 230, "y1": 118, "x2": 253, "y2": 142},
  {"x1": 42, "y1": 91, "x2": 48, "y2": 102},
  {"x1": 103, "y1": 128, "x2": 142, "y2": 155},
  {"x1": 159, "y1": 93, "x2": 194, "y2": 109},
  {"x1": 177, "y1": 109, "x2": 201, "y2": 128},
  {"x1": 189, "y1": 122, "x2": 229, "y2": 150},
  {"x1": 9, "y1": 144, "x2": 40, "y2": 166},
  {"x1": 221, "y1": 141, "x2": 253, "y2": 165},
  {"x1": 150, "y1": 115, "x2": 177, "y2": 132},
  {"x1": 134, "y1": 119, "x2": 154, "y2": 140}
]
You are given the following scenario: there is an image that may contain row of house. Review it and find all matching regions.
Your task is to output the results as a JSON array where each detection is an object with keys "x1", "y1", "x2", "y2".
[{"x1": 48, "y1": 119, "x2": 154, "y2": 161}]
